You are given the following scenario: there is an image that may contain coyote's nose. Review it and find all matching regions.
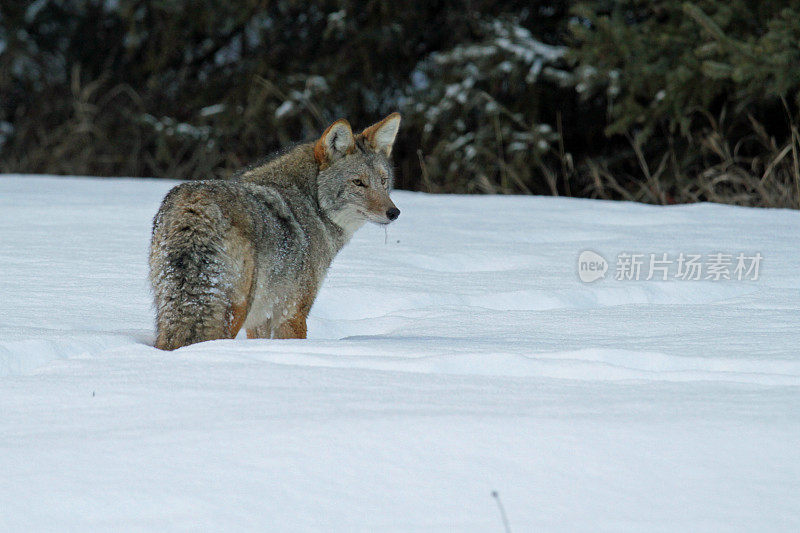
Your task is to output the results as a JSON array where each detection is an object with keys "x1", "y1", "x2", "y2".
[{"x1": 386, "y1": 207, "x2": 400, "y2": 221}]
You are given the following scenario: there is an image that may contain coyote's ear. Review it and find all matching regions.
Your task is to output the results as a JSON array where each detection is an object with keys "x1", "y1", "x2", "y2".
[
  {"x1": 315, "y1": 119, "x2": 355, "y2": 168},
  {"x1": 358, "y1": 112, "x2": 401, "y2": 157}
]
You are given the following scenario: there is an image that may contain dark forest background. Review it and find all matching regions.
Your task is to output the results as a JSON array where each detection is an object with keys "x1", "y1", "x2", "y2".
[{"x1": 2, "y1": 0, "x2": 799, "y2": 207}]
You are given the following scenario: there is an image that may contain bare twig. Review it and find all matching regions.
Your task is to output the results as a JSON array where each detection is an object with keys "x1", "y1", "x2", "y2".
[{"x1": 491, "y1": 491, "x2": 512, "y2": 533}]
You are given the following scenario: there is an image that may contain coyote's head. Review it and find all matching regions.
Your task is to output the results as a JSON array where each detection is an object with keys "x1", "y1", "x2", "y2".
[{"x1": 315, "y1": 113, "x2": 401, "y2": 234}]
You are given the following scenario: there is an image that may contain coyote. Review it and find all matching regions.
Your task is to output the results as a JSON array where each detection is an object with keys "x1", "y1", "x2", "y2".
[{"x1": 149, "y1": 113, "x2": 402, "y2": 350}]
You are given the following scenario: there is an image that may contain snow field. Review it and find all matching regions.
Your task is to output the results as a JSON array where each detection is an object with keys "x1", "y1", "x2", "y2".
[{"x1": 1, "y1": 176, "x2": 798, "y2": 531}]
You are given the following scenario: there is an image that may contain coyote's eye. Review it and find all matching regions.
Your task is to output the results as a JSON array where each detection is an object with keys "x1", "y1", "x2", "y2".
[{"x1": 351, "y1": 178, "x2": 367, "y2": 187}]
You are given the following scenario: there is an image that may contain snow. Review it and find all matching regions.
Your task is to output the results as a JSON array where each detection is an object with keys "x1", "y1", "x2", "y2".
[
  {"x1": 24, "y1": 0, "x2": 48, "y2": 23},
  {"x1": 199, "y1": 103, "x2": 226, "y2": 117},
  {"x1": 274, "y1": 100, "x2": 295, "y2": 119},
  {"x1": 1, "y1": 175, "x2": 799, "y2": 531}
]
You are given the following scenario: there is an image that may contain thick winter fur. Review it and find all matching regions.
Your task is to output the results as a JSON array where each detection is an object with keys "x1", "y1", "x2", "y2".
[{"x1": 149, "y1": 113, "x2": 402, "y2": 350}]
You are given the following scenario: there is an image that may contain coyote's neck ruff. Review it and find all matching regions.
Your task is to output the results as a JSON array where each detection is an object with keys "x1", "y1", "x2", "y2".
[{"x1": 149, "y1": 114, "x2": 402, "y2": 350}]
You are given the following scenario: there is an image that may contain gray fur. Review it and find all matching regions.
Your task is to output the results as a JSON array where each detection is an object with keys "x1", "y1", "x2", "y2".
[{"x1": 149, "y1": 115, "x2": 401, "y2": 350}]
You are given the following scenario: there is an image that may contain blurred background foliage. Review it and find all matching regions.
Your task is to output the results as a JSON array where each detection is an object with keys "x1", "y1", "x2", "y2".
[{"x1": 1, "y1": 0, "x2": 799, "y2": 206}]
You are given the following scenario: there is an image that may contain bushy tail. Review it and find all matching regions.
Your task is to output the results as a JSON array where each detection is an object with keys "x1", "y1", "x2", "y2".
[{"x1": 149, "y1": 193, "x2": 250, "y2": 350}]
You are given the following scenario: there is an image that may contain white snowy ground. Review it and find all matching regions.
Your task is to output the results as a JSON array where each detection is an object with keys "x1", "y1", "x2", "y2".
[{"x1": 1, "y1": 175, "x2": 799, "y2": 532}]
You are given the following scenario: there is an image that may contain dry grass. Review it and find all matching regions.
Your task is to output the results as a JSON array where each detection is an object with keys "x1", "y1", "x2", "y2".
[
  {"x1": 577, "y1": 107, "x2": 800, "y2": 208},
  {"x1": 4, "y1": 69, "x2": 798, "y2": 210}
]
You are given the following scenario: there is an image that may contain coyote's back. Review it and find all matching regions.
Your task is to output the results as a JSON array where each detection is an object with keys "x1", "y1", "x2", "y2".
[{"x1": 149, "y1": 113, "x2": 402, "y2": 350}]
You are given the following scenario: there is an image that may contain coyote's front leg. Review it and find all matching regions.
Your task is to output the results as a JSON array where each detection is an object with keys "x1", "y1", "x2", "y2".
[
  {"x1": 271, "y1": 293, "x2": 313, "y2": 339},
  {"x1": 273, "y1": 310, "x2": 308, "y2": 339},
  {"x1": 246, "y1": 320, "x2": 272, "y2": 339},
  {"x1": 246, "y1": 309, "x2": 307, "y2": 339}
]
